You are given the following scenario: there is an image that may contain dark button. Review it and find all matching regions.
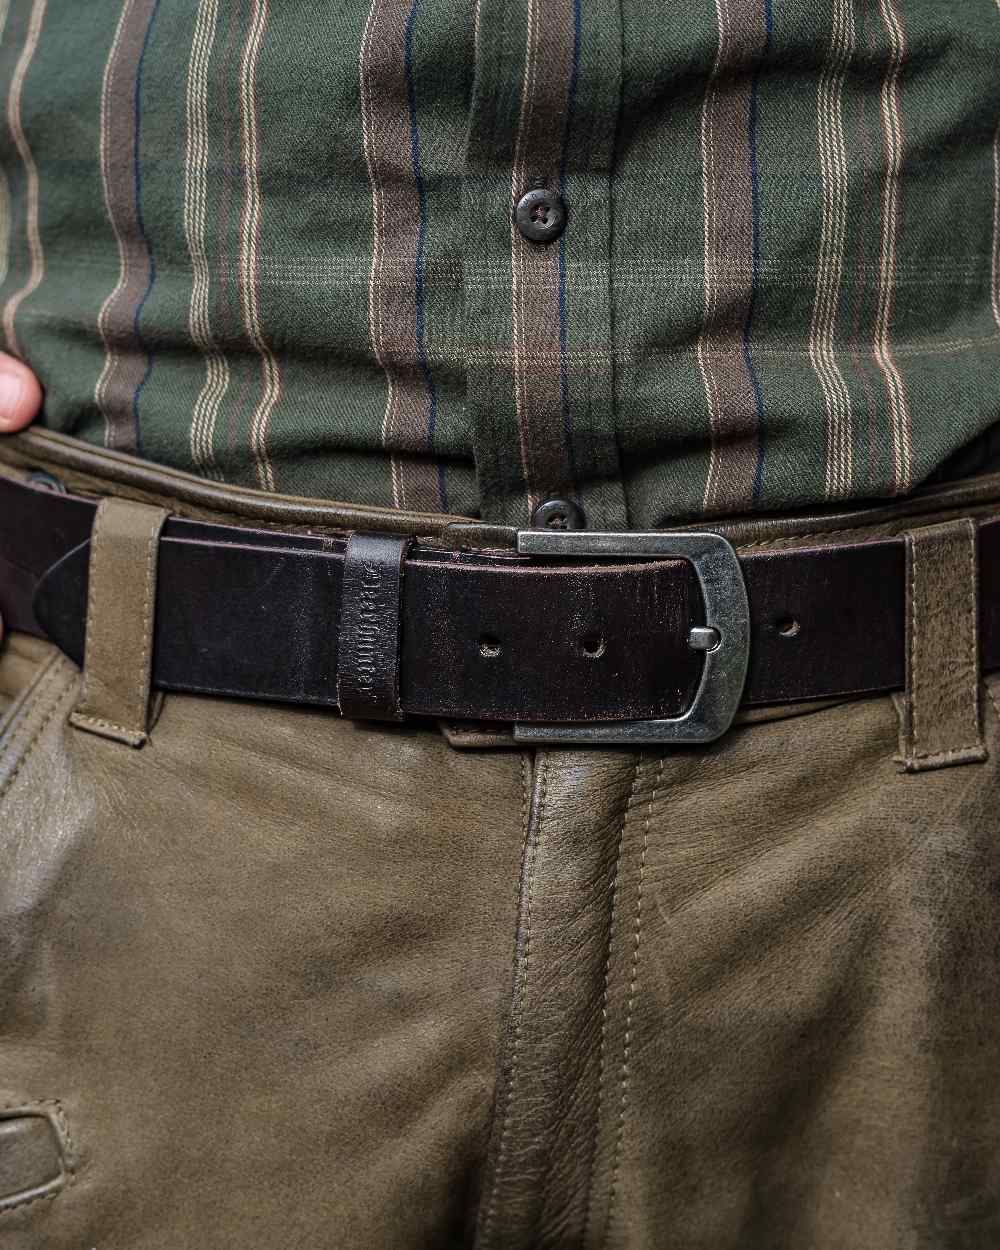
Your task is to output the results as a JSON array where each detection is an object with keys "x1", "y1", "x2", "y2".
[
  {"x1": 515, "y1": 188, "x2": 567, "y2": 244},
  {"x1": 531, "y1": 498, "x2": 586, "y2": 531}
]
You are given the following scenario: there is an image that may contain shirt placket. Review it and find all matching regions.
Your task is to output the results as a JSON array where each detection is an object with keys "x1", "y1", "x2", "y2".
[{"x1": 464, "y1": 0, "x2": 627, "y2": 530}]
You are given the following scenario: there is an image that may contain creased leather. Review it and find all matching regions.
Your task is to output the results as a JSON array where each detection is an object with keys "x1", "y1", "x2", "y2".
[
  {"x1": 476, "y1": 750, "x2": 640, "y2": 1249},
  {"x1": 0, "y1": 1106, "x2": 75, "y2": 1213},
  {"x1": 0, "y1": 638, "x2": 526, "y2": 1249},
  {"x1": 480, "y1": 692, "x2": 1000, "y2": 1249},
  {"x1": 5, "y1": 635, "x2": 1000, "y2": 1245}
]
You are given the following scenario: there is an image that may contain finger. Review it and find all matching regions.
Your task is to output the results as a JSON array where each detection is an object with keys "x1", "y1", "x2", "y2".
[{"x1": 0, "y1": 352, "x2": 42, "y2": 432}]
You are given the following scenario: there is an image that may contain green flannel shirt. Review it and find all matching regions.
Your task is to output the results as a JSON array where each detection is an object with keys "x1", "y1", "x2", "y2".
[{"x1": 1, "y1": 0, "x2": 998, "y2": 526}]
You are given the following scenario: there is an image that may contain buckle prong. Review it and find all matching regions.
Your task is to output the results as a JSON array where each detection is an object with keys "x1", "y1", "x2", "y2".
[
  {"x1": 688, "y1": 625, "x2": 721, "y2": 652},
  {"x1": 512, "y1": 530, "x2": 750, "y2": 745}
]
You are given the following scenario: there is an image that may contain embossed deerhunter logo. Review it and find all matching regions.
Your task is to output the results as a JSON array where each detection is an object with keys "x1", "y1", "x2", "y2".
[{"x1": 352, "y1": 559, "x2": 383, "y2": 694}]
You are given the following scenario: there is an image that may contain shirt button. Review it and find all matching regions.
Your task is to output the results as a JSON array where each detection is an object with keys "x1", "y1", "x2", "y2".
[
  {"x1": 531, "y1": 498, "x2": 586, "y2": 530},
  {"x1": 515, "y1": 188, "x2": 567, "y2": 244}
]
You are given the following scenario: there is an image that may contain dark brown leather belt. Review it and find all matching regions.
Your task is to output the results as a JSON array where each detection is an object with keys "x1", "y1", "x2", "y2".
[{"x1": 3, "y1": 472, "x2": 1000, "y2": 742}]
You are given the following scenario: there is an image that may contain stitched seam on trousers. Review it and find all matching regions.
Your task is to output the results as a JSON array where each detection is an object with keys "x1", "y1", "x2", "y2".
[
  {"x1": 0, "y1": 1189, "x2": 60, "y2": 1216},
  {"x1": 480, "y1": 754, "x2": 548, "y2": 1246},
  {"x1": 605, "y1": 753, "x2": 664, "y2": 1242},
  {"x1": 132, "y1": 507, "x2": 162, "y2": 730},
  {"x1": 73, "y1": 496, "x2": 107, "y2": 725},
  {"x1": 739, "y1": 524, "x2": 908, "y2": 551},
  {"x1": 734, "y1": 507, "x2": 1000, "y2": 553},
  {"x1": 48, "y1": 1100, "x2": 77, "y2": 1174},
  {"x1": 936, "y1": 517, "x2": 986, "y2": 755},
  {"x1": 908, "y1": 530, "x2": 920, "y2": 755},
  {"x1": 966, "y1": 517, "x2": 982, "y2": 745},
  {"x1": 0, "y1": 661, "x2": 76, "y2": 804},
  {"x1": 519, "y1": 751, "x2": 531, "y2": 888},
  {"x1": 0, "y1": 1099, "x2": 78, "y2": 1215},
  {"x1": 69, "y1": 711, "x2": 144, "y2": 742},
  {"x1": 581, "y1": 756, "x2": 642, "y2": 1250},
  {"x1": 907, "y1": 521, "x2": 983, "y2": 761},
  {"x1": 0, "y1": 1099, "x2": 78, "y2": 1173},
  {"x1": 0, "y1": 649, "x2": 64, "y2": 754},
  {"x1": 906, "y1": 746, "x2": 988, "y2": 761},
  {"x1": 73, "y1": 503, "x2": 162, "y2": 737}
]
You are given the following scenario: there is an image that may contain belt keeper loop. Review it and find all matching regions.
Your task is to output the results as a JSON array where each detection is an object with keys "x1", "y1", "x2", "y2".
[
  {"x1": 336, "y1": 532, "x2": 412, "y2": 722},
  {"x1": 896, "y1": 516, "x2": 987, "y2": 773},
  {"x1": 69, "y1": 496, "x2": 169, "y2": 748}
]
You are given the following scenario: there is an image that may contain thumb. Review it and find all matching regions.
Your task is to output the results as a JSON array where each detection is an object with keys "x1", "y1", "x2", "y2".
[{"x1": 0, "y1": 352, "x2": 42, "y2": 432}]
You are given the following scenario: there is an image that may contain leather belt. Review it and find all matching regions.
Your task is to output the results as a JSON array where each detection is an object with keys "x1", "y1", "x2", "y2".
[{"x1": 3, "y1": 472, "x2": 1000, "y2": 742}]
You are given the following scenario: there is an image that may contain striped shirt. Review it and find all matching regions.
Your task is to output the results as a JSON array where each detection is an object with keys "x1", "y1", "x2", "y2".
[{"x1": 0, "y1": 0, "x2": 999, "y2": 526}]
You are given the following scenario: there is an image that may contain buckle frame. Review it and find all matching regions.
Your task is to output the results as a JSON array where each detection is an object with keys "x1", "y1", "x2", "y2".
[{"x1": 513, "y1": 529, "x2": 750, "y2": 745}]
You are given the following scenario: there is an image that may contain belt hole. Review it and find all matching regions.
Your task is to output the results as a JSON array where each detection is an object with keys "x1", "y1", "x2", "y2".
[
  {"x1": 776, "y1": 616, "x2": 800, "y2": 638},
  {"x1": 479, "y1": 634, "x2": 502, "y2": 658},
  {"x1": 580, "y1": 632, "x2": 606, "y2": 658}
]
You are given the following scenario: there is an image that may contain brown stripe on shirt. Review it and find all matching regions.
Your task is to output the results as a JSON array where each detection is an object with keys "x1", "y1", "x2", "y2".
[
  {"x1": 360, "y1": 0, "x2": 443, "y2": 513},
  {"x1": 697, "y1": 0, "x2": 769, "y2": 515},
  {"x1": 95, "y1": 0, "x2": 159, "y2": 452}
]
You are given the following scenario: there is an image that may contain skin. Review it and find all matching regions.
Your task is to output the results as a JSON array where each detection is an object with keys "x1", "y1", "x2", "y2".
[{"x1": 0, "y1": 350, "x2": 42, "y2": 432}]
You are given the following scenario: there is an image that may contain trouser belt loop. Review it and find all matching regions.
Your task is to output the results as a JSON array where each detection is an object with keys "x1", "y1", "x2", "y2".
[
  {"x1": 897, "y1": 517, "x2": 987, "y2": 773},
  {"x1": 69, "y1": 496, "x2": 169, "y2": 748},
  {"x1": 336, "y1": 532, "x2": 412, "y2": 722}
]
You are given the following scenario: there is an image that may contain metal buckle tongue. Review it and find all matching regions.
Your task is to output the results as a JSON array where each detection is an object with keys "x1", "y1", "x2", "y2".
[{"x1": 513, "y1": 530, "x2": 750, "y2": 745}]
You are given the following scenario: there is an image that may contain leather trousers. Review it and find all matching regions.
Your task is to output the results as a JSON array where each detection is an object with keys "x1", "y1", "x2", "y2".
[{"x1": 4, "y1": 435, "x2": 1000, "y2": 1248}]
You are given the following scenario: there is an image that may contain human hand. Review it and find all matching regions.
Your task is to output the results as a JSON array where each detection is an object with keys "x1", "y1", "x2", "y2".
[{"x1": 0, "y1": 352, "x2": 42, "y2": 432}]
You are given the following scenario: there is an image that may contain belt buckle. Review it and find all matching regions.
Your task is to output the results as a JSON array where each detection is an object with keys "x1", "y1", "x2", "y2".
[{"x1": 513, "y1": 529, "x2": 750, "y2": 746}]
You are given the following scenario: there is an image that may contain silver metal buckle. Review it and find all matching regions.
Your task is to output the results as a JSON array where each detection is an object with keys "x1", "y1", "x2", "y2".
[{"x1": 513, "y1": 529, "x2": 750, "y2": 745}]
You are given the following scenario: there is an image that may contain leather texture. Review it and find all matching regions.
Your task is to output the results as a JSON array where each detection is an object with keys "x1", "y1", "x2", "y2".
[
  {"x1": 2, "y1": 473, "x2": 699, "y2": 723},
  {"x1": 476, "y1": 751, "x2": 641, "y2": 1248},
  {"x1": 0, "y1": 1106, "x2": 75, "y2": 1214},
  {"x1": 6, "y1": 632, "x2": 1000, "y2": 1246},
  {"x1": 5, "y1": 472, "x2": 1000, "y2": 723},
  {"x1": 336, "y1": 533, "x2": 411, "y2": 721},
  {"x1": 0, "y1": 636, "x2": 528, "y2": 1248},
  {"x1": 477, "y1": 686, "x2": 1000, "y2": 1248},
  {"x1": 68, "y1": 497, "x2": 168, "y2": 748},
  {"x1": 897, "y1": 518, "x2": 987, "y2": 771},
  {"x1": 5, "y1": 440, "x2": 1000, "y2": 1247}
]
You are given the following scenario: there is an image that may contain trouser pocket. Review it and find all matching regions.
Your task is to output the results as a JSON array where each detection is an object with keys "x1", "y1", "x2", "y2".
[{"x1": 0, "y1": 632, "x2": 78, "y2": 801}]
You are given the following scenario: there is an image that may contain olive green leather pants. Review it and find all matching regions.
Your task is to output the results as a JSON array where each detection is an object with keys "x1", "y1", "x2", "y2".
[{"x1": 4, "y1": 433, "x2": 1000, "y2": 1248}]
